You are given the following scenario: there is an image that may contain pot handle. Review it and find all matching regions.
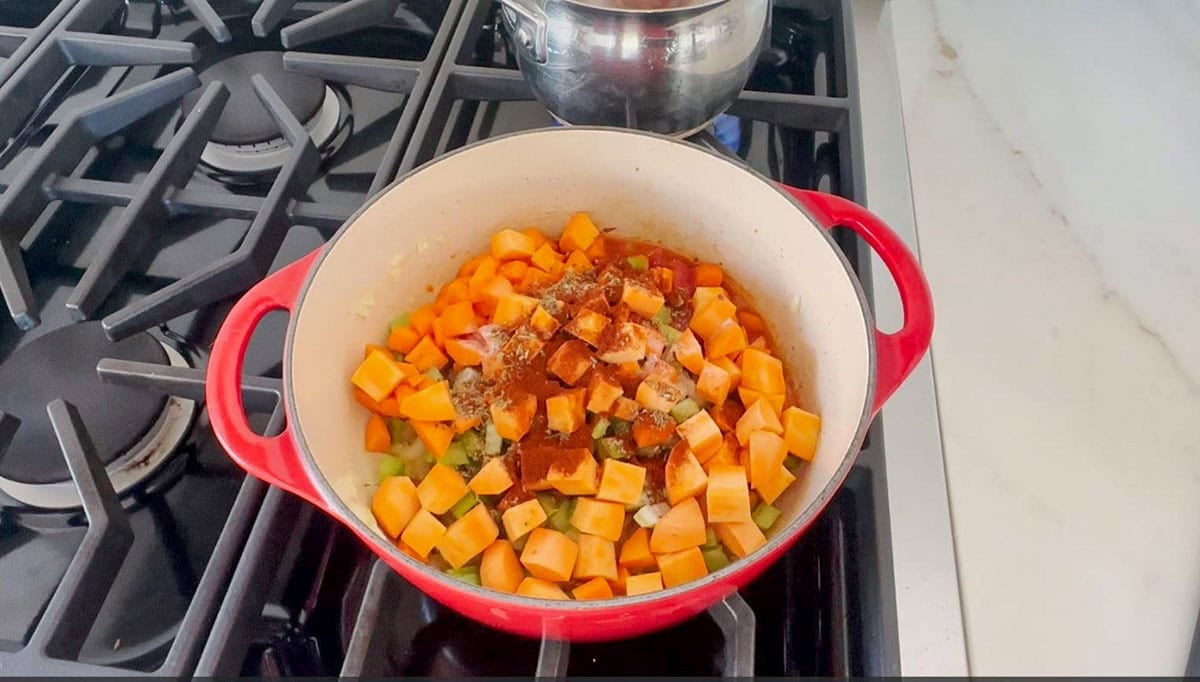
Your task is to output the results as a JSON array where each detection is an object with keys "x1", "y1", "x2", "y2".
[
  {"x1": 207, "y1": 249, "x2": 324, "y2": 505},
  {"x1": 781, "y1": 187, "x2": 934, "y2": 418},
  {"x1": 499, "y1": 0, "x2": 548, "y2": 63}
]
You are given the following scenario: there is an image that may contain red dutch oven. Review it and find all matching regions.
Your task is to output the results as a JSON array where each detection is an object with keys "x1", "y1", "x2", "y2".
[{"x1": 207, "y1": 127, "x2": 933, "y2": 641}]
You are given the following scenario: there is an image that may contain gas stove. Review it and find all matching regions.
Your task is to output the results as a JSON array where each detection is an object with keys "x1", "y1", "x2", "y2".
[{"x1": 0, "y1": 0, "x2": 957, "y2": 676}]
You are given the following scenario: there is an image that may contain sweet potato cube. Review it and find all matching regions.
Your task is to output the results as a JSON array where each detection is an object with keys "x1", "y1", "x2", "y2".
[
  {"x1": 596, "y1": 322, "x2": 649, "y2": 364},
  {"x1": 492, "y1": 293, "x2": 539, "y2": 326},
  {"x1": 547, "y1": 452, "x2": 599, "y2": 495},
  {"x1": 665, "y1": 441, "x2": 709, "y2": 505},
  {"x1": 574, "y1": 534, "x2": 618, "y2": 581},
  {"x1": 782, "y1": 406, "x2": 821, "y2": 461},
  {"x1": 481, "y1": 540, "x2": 525, "y2": 594},
  {"x1": 564, "y1": 249, "x2": 592, "y2": 272},
  {"x1": 570, "y1": 498, "x2": 625, "y2": 541},
  {"x1": 411, "y1": 420, "x2": 454, "y2": 457},
  {"x1": 547, "y1": 341, "x2": 592, "y2": 387},
  {"x1": 747, "y1": 431, "x2": 788, "y2": 492},
  {"x1": 705, "y1": 319, "x2": 747, "y2": 360},
  {"x1": 618, "y1": 527, "x2": 657, "y2": 570},
  {"x1": 738, "y1": 388, "x2": 784, "y2": 417},
  {"x1": 611, "y1": 564, "x2": 632, "y2": 595},
  {"x1": 522, "y1": 227, "x2": 548, "y2": 248},
  {"x1": 491, "y1": 228, "x2": 539, "y2": 261},
  {"x1": 410, "y1": 305, "x2": 438, "y2": 336},
  {"x1": 586, "y1": 373, "x2": 624, "y2": 414},
  {"x1": 649, "y1": 497, "x2": 707, "y2": 554},
  {"x1": 500, "y1": 259, "x2": 529, "y2": 284},
  {"x1": 530, "y1": 243, "x2": 563, "y2": 272},
  {"x1": 519, "y1": 267, "x2": 558, "y2": 294},
  {"x1": 564, "y1": 309, "x2": 610, "y2": 347},
  {"x1": 559, "y1": 212, "x2": 600, "y2": 252},
  {"x1": 636, "y1": 379, "x2": 683, "y2": 413},
  {"x1": 713, "y1": 355, "x2": 741, "y2": 388},
  {"x1": 706, "y1": 464, "x2": 752, "y2": 523},
  {"x1": 757, "y1": 464, "x2": 796, "y2": 505},
  {"x1": 573, "y1": 576, "x2": 615, "y2": 600},
  {"x1": 352, "y1": 350, "x2": 407, "y2": 402},
  {"x1": 490, "y1": 391, "x2": 537, "y2": 441},
  {"x1": 632, "y1": 411, "x2": 675, "y2": 448},
  {"x1": 546, "y1": 389, "x2": 586, "y2": 434},
  {"x1": 740, "y1": 348, "x2": 787, "y2": 394},
  {"x1": 399, "y1": 509, "x2": 446, "y2": 559},
  {"x1": 466, "y1": 256, "x2": 499, "y2": 296},
  {"x1": 406, "y1": 336, "x2": 450, "y2": 372},
  {"x1": 437, "y1": 503, "x2": 500, "y2": 568},
  {"x1": 596, "y1": 459, "x2": 647, "y2": 505},
  {"x1": 400, "y1": 380, "x2": 457, "y2": 422},
  {"x1": 625, "y1": 572, "x2": 664, "y2": 596},
  {"x1": 372, "y1": 475, "x2": 421, "y2": 539},
  {"x1": 520, "y1": 528, "x2": 579, "y2": 582},
  {"x1": 696, "y1": 362, "x2": 732, "y2": 406},
  {"x1": 440, "y1": 300, "x2": 478, "y2": 337},
  {"x1": 530, "y1": 305, "x2": 561, "y2": 338},
  {"x1": 502, "y1": 498, "x2": 548, "y2": 540},
  {"x1": 473, "y1": 276, "x2": 515, "y2": 314},
  {"x1": 469, "y1": 457, "x2": 515, "y2": 496},
  {"x1": 365, "y1": 413, "x2": 390, "y2": 453},
  {"x1": 676, "y1": 410, "x2": 723, "y2": 460},
  {"x1": 612, "y1": 396, "x2": 640, "y2": 422},
  {"x1": 445, "y1": 337, "x2": 485, "y2": 367},
  {"x1": 516, "y1": 577, "x2": 569, "y2": 600},
  {"x1": 656, "y1": 546, "x2": 709, "y2": 588},
  {"x1": 735, "y1": 398, "x2": 783, "y2": 446},
  {"x1": 416, "y1": 464, "x2": 469, "y2": 514},
  {"x1": 691, "y1": 286, "x2": 726, "y2": 313},
  {"x1": 484, "y1": 333, "x2": 545, "y2": 380},
  {"x1": 620, "y1": 280, "x2": 665, "y2": 319},
  {"x1": 690, "y1": 295, "x2": 738, "y2": 341},
  {"x1": 672, "y1": 329, "x2": 707, "y2": 375},
  {"x1": 454, "y1": 414, "x2": 482, "y2": 434},
  {"x1": 703, "y1": 435, "x2": 741, "y2": 474},
  {"x1": 713, "y1": 520, "x2": 767, "y2": 558},
  {"x1": 386, "y1": 326, "x2": 421, "y2": 354}
]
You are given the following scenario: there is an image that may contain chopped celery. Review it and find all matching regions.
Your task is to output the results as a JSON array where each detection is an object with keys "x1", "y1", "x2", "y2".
[
  {"x1": 595, "y1": 437, "x2": 629, "y2": 460},
  {"x1": 450, "y1": 492, "x2": 479, "y2": 519},
  {"x1": 389, "y1": 313, "x2": 411, "y2": 331},
  {"x1": 456, "y1": 430, "x2": 483, "y2": 458},
  {"x1": 702, "y1": 546, "x2": 731, "y2": 573},
  {"x1": 591, "y1": 418, "x2": 611, "y2": 439},
  {"x1": 660, "y1": 326, "x2": 680, "y2": 344},
  {"x1": 537, "y1": 493, "x2": 559, "y2": 514},
  {"x1": 626, "y1": 255, "x2": 649, "y2": 271},
  {"x1": 422, "y1": 452, "x2": 436, "y2": 465},
  {"x1": 377, "y1": 455, "x2": 405, "y2": 482},
  {"x1": 563, "y1": 527, "x2": 581, "y2": 543},
  {"x1": 670, "y1": 398, "x2": 702, "y2": 423},
  {"x1": 387, "y1": 418, "x2": 417, "y2": 445},
  {"x1": 484, "y1": 422, "x2": 502, "y2": 456},
  {"x1": 784, "y1": 455, "x2": 805, "y2": 473},
  {"x1": 652, "y1": 307, "x2": 672, "y2": 327},
  {"x1": 423, "y1": 367, "x2": 444, "y2": 382},
  {"x1": 633, "y1": 502, "x2": 670, "y2": 528},
  {"x1": 704, "y1": 527, "x2": 720, "y2": 549},
  {"x1": 439, "y1": 442, "x2": 469, "y2": 468},
  {"x1": 549, "y1": 498, "x2": 576, "y2": 532},
  {"x1": 446, "y1": 565, "x2": 481, "y2": 585},
  {"x1": 752, "y1": 502, "x2": 782, "y2": 531},
  {"x1": 511, "y1": 533, "x2": 529, "y2": 552},
  {"x1": 609, "y1": 418, "x2": 632, "y2": 437}
]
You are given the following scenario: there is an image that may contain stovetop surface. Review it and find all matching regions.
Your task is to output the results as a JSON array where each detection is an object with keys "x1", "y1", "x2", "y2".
[{"x1": 0, "y1": 0, "x2": 897, "y2": 676}]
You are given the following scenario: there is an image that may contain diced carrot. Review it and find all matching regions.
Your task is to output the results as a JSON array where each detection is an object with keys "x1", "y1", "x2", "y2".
[
  {"x1": 563, "y1": 309, "x2": 610, "y2": 348},
  {"x1": 782, "y1": 406, "x2": 821, "y2": 461},
  {"x1": 693, "y1": 263, "x2": 724, "y2": 287},
  {"x1": 757, "y1": 464, "x2": 796, "y2": 505},
  {"x1": 521, "y1": 227, "x2": 548, "y2": 248},
  {"x1": 406, "y1": 336, "x2": 449, "y2": 372},
  {"x1": 372, "y1": 475, "x2": 421, "y2": 538},
  {"x1": 574, "y1": 534, "x2": 618, "y2": 581},
  {"x1": 676, "y1": 410, "x2": 723, "y2": 460},
  {"x1": 547, "y1": 341, "x2": 592, "y2": 387},
  {"x1": 516, "y1": 577, "x2": 569, "y2": 599},
  {"x1": 467, "y1": 255, "x2": 499, "y2": 297},
  {"x1": 365, "y1": 414, "x2": 390, "y2": 453},
  {"x1": 706, "y1": 464, "x2": 752, "y2": 523},
  {"x1": 444, "y1": 337, "x2": 484, "y2": 367},
  {"x1": 635, "y1": 379, "x2": 682, "y2": 413},
  {"x1": 618, "y1": 527, "x2": 657, "y2": 570},
  {"x1": 492, "y1": 293, "x2": 539, "y2": 327},
  {"x1": 712, "y1": 355, "x2": 741, "y2": 388},
  {"x1": 520, "y1": 528, "x2": 579, "y2": 582},
  {"x1": 620, "y1": 280, "x2": 665, "y2": 319},
  {"x1": 502, "y1": 498, "x2": 548, "y2": 540},
  {"x1": 584, "y1": 234, "x2": 607, "y2": 260},
  {"x1": 625, "y1": 572, "x2": 664, "y2": 596},
  {"x1": 439, "y1": 300, "x2": 478, "y2": 338},
  {"x1": 491, "y1": 228, "x2": 539, "y2": 261},
  {"x1": 469, "y1": 457, "x2": 515, "y2": 495},
  {"x1": 416, "y1": 464, "x2": 469, "y2": 514},
  {"x1": 690, "y1": 296, "x2": 738, "y2": 341},
  {"x1": 365, "y1": 343, "x2": 390, "y2": 359},
  {"x1": 546, "y1": 388, "x2": 586, "y2": 433},
  {"x1": 713, "y1": 520, "x2": 767, "y2": 558},
  {"x1": 737, "y1": 311, "x2": 765, "y2": 336},
  {"x1": 547, "y1": 451, "x2": 599, "y2": 495},
  {"x1": 564, "y1": 249, "x2": 592, "y2": 272},
  {"x1": 437, "y1": 503, "x2": 500, "y2": 569},
  {"x1": 596, "y1": 459, "x2": 647, "y2": 506},
  {"x1": 454, "y1": 414, "x2": 482, "y2": 433},
  {"x1": 586, "y1": 372, "x2": 624, "y2": 414},
  {"x1": 656, "y1": 546, "x2": 709, "y2": 588},
  {"x1": 735, "y1": 398, "x2": 784, "y2": 446},
  {"x1": 410, "y1": 305, "x2": 438, "y2": 337},
  {"x1": 481, "y1": 540, "x2": 525, "y2": 594},
  {"x1": 458, "y1": 253, "x2": 488, "y2": 278},
  {"x1": 529, "y1": 305, "x2": 561, "y2": 338},
  {"x1": 399, "y1": 509, "x2": 447, "y2": 559},
  {"x1": 705, "y1": 319, "x2": 747, "y2": 360},
  {"x1": 400, "y1": 380, "x2": 456, "y2": 422},
  {"x1": 612, "y1": 396, "x2": 640, "y2": 422},
  {"x1": 570, "y1": 498, "x2": 625, "y2": 542},
  {"x1": 696, "y1": 361, "x2": 732, "y2": 406},
  {"x1": 559, "y1": 212, "x2": 600, "y2": 252},
  {"x1": 672, "y1": 329, "x2": 707, "y2": 375},
  {"x1": 573, "y1": 576, "x2": 615, "y2": 600},
  {"x1": 490, "y1": 391, "x2": 537, "y2": 441},
  {"x1": 352, "y1": 350, "x2": 408, "y2": 402},
  {"x1": 518, "y1": 267, "x2": 558, "y2": 294},
  {"x1": 649, "y1": 497, "x2": 707, "y2": 554},
  {"x1": 632, "y1": 411, "x2": 675, "y2": 448},
  {"x1": 436, "y1": 277, "x2": 471, "y2": 309},
  {"x1": 665, "y1": 441, "x2": 709, "y2": 505},
  {"x1": 530, "y1": 243, "x2": 563, "y2": 273},
  {"x1": 740, "y1": 348, "x2": 786, "y2": 394},
  {"x1": 411, "y1": 420, "x2": 455, "y2": 457}
]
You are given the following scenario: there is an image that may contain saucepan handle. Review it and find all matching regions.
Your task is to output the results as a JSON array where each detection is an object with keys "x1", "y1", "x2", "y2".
[
  {"x1": 207, "y1": 249, "x2": 324, "y2": 505},
  {"x1": 499, "y1": 0, "x2": 549, "y2": 63},
  {"x1": 780, "y1": 187, "x2": 934, "y2": 418}
]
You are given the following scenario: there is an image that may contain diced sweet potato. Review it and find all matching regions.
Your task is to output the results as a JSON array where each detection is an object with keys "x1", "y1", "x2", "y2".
[
  {"x1": 502, "y1": 498, "x2": 548, "y2": 540},
  {"x1": 547, "y1": 451, "x2": 598, "y2": 495},
  {"x1": 737, "y1": 310, "x2": 765, "y2": 336},
  {"x1": 676, "y1": 410, "x2": 723, "y2": 460},
  {"x1": 372, "y1": 475, "x2": 421, "y2": 538},
  {"x1": 440, "y1": 300, "x2": 478, "y2": 337},
  {"x1": 748, "y1": 430, "x2": 787, "y2": 492},
  {"x1": 665, "y1": 441, "x2": 709, "y2": 505},
  {"x1": 573, "y1": 534, "x2": 618, "y2": 581},
  {"x1": 559, "y1": 212, "x2": 600, "y2": 252},
  {"x1": 570, "y1": 498, "x2": 625, "y2": 541},
  {"x1": 352, "y1": 350, "x2": 408, "y2": 402},
  {"x1": 618, "y1": 527, "x2": 657, "y2": 570},
  {"x1": 386, "y1": 326, "x2": 421, "y2": 354},
  {"x1": 691, "y1": 286, "x2": 725, "y2": 312},
  {"x1": 454, "y1": 415, "x2": 482, "y2": 434},
  {"x1": 473, "y1": 276, "x2": 516, "y2": 315},
  {"x1": 411, "y1": 420, "x2": 454, "y2": 457},
  {"x1": 712, "y1": 355, "x2": 741, "y2": 388},
  {"x1": 437, "y1": 503, "x2": 500, "y2": 569},
  {"x1": 635, "y1": 379, "x2": 683, "y2": 412},
  {"x1": 734, "y1": 398, "x2": 783, "y2": 446},
  {"x1": 416, "y1": 464, "x2": 469, "y2": 514},
  {"x1": 481, "y1": 540, "x2": 525, "y2": 594},
  {"x1": 690, "y1": 295, "x2": 737, "y2": 340},
  {"x1": 693, "y1": 263, "x2": 724, "y2": 287},
  {"x1": 530, "y1": 305, "x2": 561, "y2": 338},
  {"x1": 547, "y1": 341, "x2": 593, "y2": 387},
  {"x1": 649, "y1": 497, "x2": 707, "y2": 554},
  {"x1": 490, "y1": 391, "x2": 537, "y2": 441},
  {"x1": 520, "y1": 528, "x2": 579, "y2": 582},
  {"x1": 572, "y1": 576, "x2": 615, "y2": 600},
  {"x1": 597, "y1": 322, "x2": 649, "y2": 364},
  {"x1": 406, "y1": 336, "x2": 449, "y2": 372},
  {"x1": 564, "y1": 310, "x2": 610, "y2": 347},
  {"x1": 522, "y1": 227, "x2": 548, "y2": 248},
  {"x1": 632, "y1": 411, "x2": 675, "y2": 448},
  {"x1": 445, "y1": 337, "x2": 485, "y2": 367},
  {"x1": 399, "y1": 509, "x2": 447, "y2": 559},
  {"x1": 596, "y1": 460, "x2": 647, "y2": 505},
  {"x1": 499, "y1": 260, "x2": 529, "y2": 284},
  {"x1": 469, "y1": 457, "x2": 515, "y2": 495},
  {"x1": 696, "y1": 362, "x2": 732, "y2": 406},
  {"x1": 458, "y1": 254, "x2": 487, "y2": 278},
  {"x1": 564, "y1": 249, "x2": 592, "y2": 272},
  {"x1": 586, "y1": 373, "x2": 624, "y2": 414},
  {"x1": 546, "y1": 388, "x2": 586, "y2": 434},
  {"x1": 706, "y1": 464, "x2": 752, "y2": 523},
  {"x1": 492, "y1": 293, "x2": 539, "y2": 326},
  {"x1": 516, "y1": 577, "x2": 570, "y2": 599},
  {"x1": 530, "y1": 243, "x2": 564, "y2": 274},
  {"x1": 740, "y1": 348, "x2": 786, "y2": 394},
  {"x1": 612, "y1": 396, "x2": 640, "y2": 422},
  {"x1": 738, "y1": 387, "x2": 784, "y2": 416},
  {"x1": 757, "y1": 464, "x2": 796, "y2": 505},
  {"x1": 400, "y1": 380, "x2": 457, "y2": 422},
  {"x1": 484, "y1": 333, "x2": 545, "y2": 380},
  {"x1": 713, "y1": 520, "x2": 767, "y2": 558},
  {"x1": 466, "y1": 256, "x2": 499, "y2": 296},
  {"x1": 410, "y1": 305, "x2": 438, "y2": 336},
  {"x1": 491, "y1": 228, "x2": 539, "y2": 261},
  {"x1": 365, "y1": 413, "x2": 390, "y2": 453},
  {"x1": 519, "y1": 267, "x2": 558, "y2": 294},
  {"x1": 625, "y1": 572, "x2": 664, "y2": 596},
  {"x1": 620, "y1": 280, "x2": 665, "y2": 319},
  {"x1": 611, "y1": 564, "x2": 632, "y2": 595},
  {"x1": 656, "y1": 546, "x2": 709, "y2": 588},
  {"x1": 705, "y1": 319, "x2": 747, "y2": 359},
  {"x1": 672, "y1": 329, "x2": 707, "y2": 376},
  {"x1": 782, "y1": 406, "x2": 821, "y2": 461}
]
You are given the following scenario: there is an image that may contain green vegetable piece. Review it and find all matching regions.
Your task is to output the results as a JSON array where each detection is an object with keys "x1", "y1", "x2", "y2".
[
  {"x1": 660, "y1": 326, "x2": 680, "y2": 344},
  {"x1": 784, "y1": 455, "x2": 805, "y2": 473},
  {"x1": 751, "y1": 502, "x2": 782, "y2": 531},
  {"x1": 537, "y1": 493, "x2": 559, "y2": 514},
  {"x1": 702, "y1": 546, "x2": 731, "y2": 573},
  {"x1": 563, "y1": 527, "x2": 581, "y2": 543},
  {"x1": 377, "y1": 455, "x2": 405, "y2": 482},
  {"x1": 423, "y1": 367, "x2": 444, "y2": 382},
  {"x1": 548, "y1": 498, "x2": 577, "y2": 533},
  {"x1": 591, "y1": 418, "x2": 611, "y2": 439},
  {"x1": 610, "y1": 419, "x2": 632, "y2": 437},
  {"x1": 389, "y1": 313, "x2": 411, "y2": 331},
  {"x1": 446, "y1": 565, "x2": 481, "y2": 586},
  {"x1": 387, "y1": 418, "x2": 417, "y2": 446},
  {"x1": 511, "y1": 533, "x2": 529, "y2": 552},
  {"x1": 652, "y1": 307, "x2": 672, "y2": 327},
  {"x1": 670, "y1": 398, "x2": 702, "y2": 423},
  {"x1": 439, "y1": 442, "x2": 469, "y2": 468},
  {"x1": 450, "y1": 491, "x2": 479, "y2": 519},
  {"x1": 704, "y1": 526, "x2": 720, "y2": 549},
  {"x1": 626, "y1": 255, "x2": 649, "y2": 271},
  {"x1": 595, "y1": 437, "x2": 629, "y2": 460},
  {"x1": 456, "y1": 430, "x2": 483, "y2": 458}
]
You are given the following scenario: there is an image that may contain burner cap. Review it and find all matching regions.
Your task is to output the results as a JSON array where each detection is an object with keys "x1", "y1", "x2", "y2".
[
  {"x1": 183, "y1": 51, "x2": 325, "y2": 145},
  {"x1": 0, "y1": 322, "x2": 169, "y2": 485}
]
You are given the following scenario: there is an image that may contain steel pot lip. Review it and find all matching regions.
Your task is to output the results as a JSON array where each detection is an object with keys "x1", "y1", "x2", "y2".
[
  {"x1": 283, "y1": 126, "x2": 877, "y2": 612},
  {"x1": 558, "y1": 0, "x2": 729, "y2": 14}
]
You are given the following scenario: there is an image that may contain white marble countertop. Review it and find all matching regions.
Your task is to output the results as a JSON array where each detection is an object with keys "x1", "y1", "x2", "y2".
[{"x1": 886, "y1": 0, "x2": 1200, "y2": 675}]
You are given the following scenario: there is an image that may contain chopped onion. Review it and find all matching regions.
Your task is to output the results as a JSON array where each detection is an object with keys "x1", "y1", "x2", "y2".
[
  {"x1": 454, "y1": 367, "x2": 481, "y2": 390},
  {"x1": 633, "y1": 502, "x2": 671, "y2": 528},
  {"x1": 484, "y1": 422, "x2": 502, "y2": 456}
]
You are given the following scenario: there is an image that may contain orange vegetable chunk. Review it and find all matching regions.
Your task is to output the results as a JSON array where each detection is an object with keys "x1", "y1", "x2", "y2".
[
  {"x1": 437, "y1": 503, "x2": 500, "y2": 569},
  {"x1": 490, "y1": 391, "x2": 537, "y2": 441},
  {"x1": 410, "y1": 305, "x2": 438, "y2": 336},
  {"x1": 573, "y1": 576, "x2": 615, "y2": 600},
  {"x1": 735, "y1": 398, "x2": 783, "y2": 446},
  {"x1": 372, "y1": 475, "x2": 421, "y2": 538},
  {"x1": 469, "y1": 457, "x2": 515, "y2": 495},
  {"x1": 547, "y1": 341, "x2": 593, "y2": 387},
  {"x1": 586, "y1": 372, "x2": 624, "y2": 414},
  {"x1": 632, "y1": 411, "x2": 675, "y2": 448},
  {"x1": 399, "y1": 509, "x2": 447, "y2": 559},
  {"x1": 618, "y1": 527, "x2": 657, "y2": 570},
  {"x1": 620, "y1": 280, "x2": 665, "y2": 319},
  {"x1": 656, "y1": 546, "x2": 709, "y2": 588},
  {"x1": 521, "y1": 227, "x2": 548, "y2": 247},
  {"x1": 491, "y1": 228, "x2": 539, "y2": 261},
  {"x1": 649, "y1": 497, "x2": 707, "y2": 554},
  {"x1": 480, "y1": 540, "x2": 525, "y2": 594},
  {"x1": 636, "y1": 379, "x2": 683, "y2": 412},
  {"x1": 529, "y1": 305, "x2": 561, "y2": 338},
  {"x1": 406, "y1": 336, "x2": 449, "y2": 372},
  {"x1": 574, "y1": 534, "x2": 619, "y2": 581},
  {"x1": 747, "y1": 431, "x2": 788, "y2": 492},
  {"x1": 713, "y1": 520, "x2": 767, "y2": 558},
  {"x1": 696, "y1": 361, "x2": 732, "y2": 406},
  {"x1": 596, "y1": 459, "x2": 647, "y2": 505},
  {"x1": 400, "y1": 380, "x2": 457, "y2": 422},
  {"x1": 440, "y1": 300, "x2": 478, "y2": 337},
  {"x1": 502, "y1": 498, "x2": 548, "y2": 540},
  {"x1": 738, "y1": 387, "x2": 784, "y2": 417},
  {"x1": 547, "y1": 388, "x2": 587, "y2": 433},
  {"x1": 625, "y1": 572, "x2": 664, "y2": 596},
  {"x1": 499, "y1": 260, "x2": 529, "y2": 284},
  {"x1": 454, "y1": 414, "x2": 481, "y2": 433},
  {"x1": 411, "y1": 420, "x2": 454, "y2": 457},
  {"x1": 564, "y1": 309, "x2": 610, "y2": 347},
  {"x1": 413, "y1": 464, "x2": 467, "y2": 515},
  {"x1": 612, "y1": 396, "x2": 640, "y2": 422},
  {"x1": 547, "y1": 452, "x2": 599, "y2": 495},
  {"x1": 520, "y1": 528, "x2": 579, "y2": 582},
  {"x1": 676, "y1": 410, "x2": 723, "y2": 460},
  {"x1": 444, "y1": 337, "x2": 484, "y2": 367},
  {"x1": 492, "y1": 293, "x2": 539, "y2": 326},
  {"x1": 672, "y1": 329, "x2": 707, "y2": 375},
  {"x1": 530, "y1": 243, "x2": 563, "y2": 272},
  {"x1": 689, "y1": 295, "x2": 737, "y2": 340},
  {"x1": 705, "y1": 319, "x2": 747, "y2": 359},
  {"x1": 712, "y1": 355, "x2": 741, "y2": 388},
  {"x1": 693, "y1": 263, "x2": 724, "y2": 287},
  {"x1": 596, "y1": 322, "x2": 649, "y2": 364},
  {"x1": 564, "y1": 250, "x2": 592, "y2": 272},
  {"x1": 703, "y1": 434, "x2": 741, "y2": 474},
  {"x1": 559, "y1": 212, "x2": 600, "y2": 252},
  {"x1": 570, "y1": 497, "x2": 625, "y2": 541},
  {"x1": 740, "y1": 348, "x2": 787, "y2": 394},
  {"x1": 782, "y1": 406, "x2": 821, "y2": 461},
  {"x1": 665, "y1": 441, "x2": 709, "y2": 505},
  {"x1": 386, "y1": 326, "x2": 420, "y2": 354},
  {"x1": 352, "y1": 349, "x2": 407, "y2": 402},
  {"x1": 757, "y1": 464, "x2": 796, "y2": 505},
  {"x1": 364, "y1": 413, "x2": 390, "y2": 453},
  {"x1": 706, "y1": 464, "x2": 752, "y2": 523},
  {"x1": 516, "y1": 577, "x2": 569, "y2": 599}
]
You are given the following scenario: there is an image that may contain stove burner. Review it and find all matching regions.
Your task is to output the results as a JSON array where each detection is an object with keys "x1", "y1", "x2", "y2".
[{"x1": 0, "y1": 322, "x2": 197, "y2": 509}]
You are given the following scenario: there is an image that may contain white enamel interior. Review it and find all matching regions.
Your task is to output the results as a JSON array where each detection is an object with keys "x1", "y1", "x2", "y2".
[{"x1": 288, "y1": 128, "x2": 872, "y2": 562}]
